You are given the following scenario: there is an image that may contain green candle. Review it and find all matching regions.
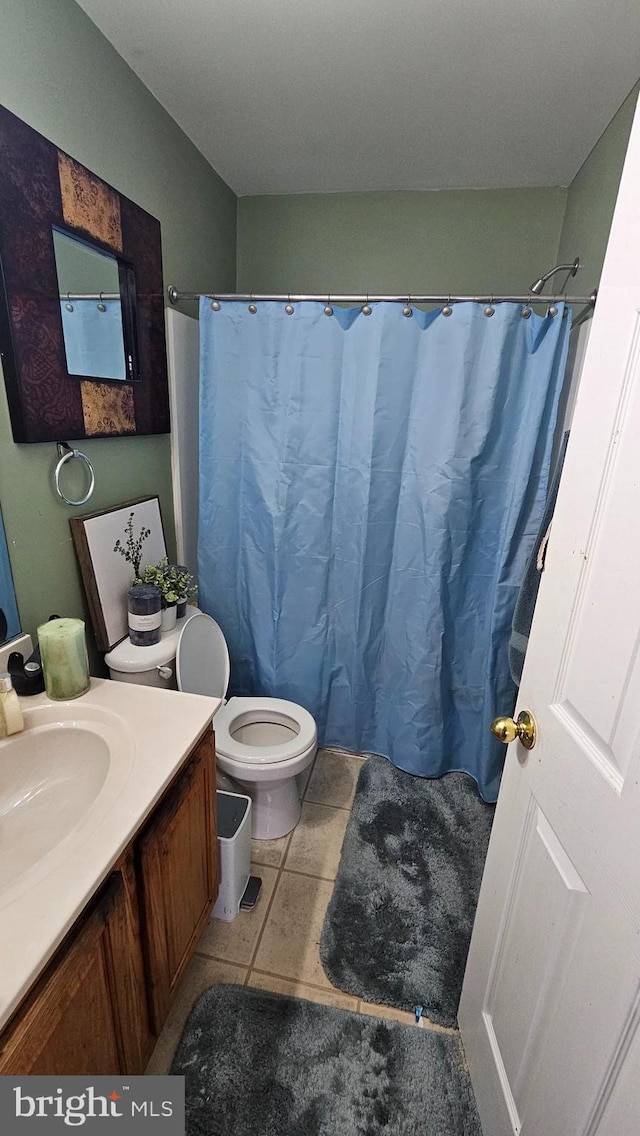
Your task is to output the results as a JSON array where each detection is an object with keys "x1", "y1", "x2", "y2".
[{"x1": 37, "y1": 618, "x2": 90, "y2": 701}]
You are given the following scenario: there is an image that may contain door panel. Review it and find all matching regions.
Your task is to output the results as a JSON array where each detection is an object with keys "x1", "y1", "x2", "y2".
[
  {"x1": 555, "y1": 313, "x2": 640, "y2": 788},
  {"x1": 482, "y1": 802, "x2": 589, "y2": 1131}
]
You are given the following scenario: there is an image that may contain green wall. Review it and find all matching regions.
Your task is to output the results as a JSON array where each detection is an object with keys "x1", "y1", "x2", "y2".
[
  {"x1": 557, "y1": 84, "x2": 639, "y2": 295},
  {"x1": 0, "y1": 0, "x2": 237, "y2": 661},
  {"x1": 237, "y1": 187, "x2": 567, "y2": 295}
]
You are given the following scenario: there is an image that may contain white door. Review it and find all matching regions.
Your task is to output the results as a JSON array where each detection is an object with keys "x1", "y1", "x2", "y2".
[{"x1": 458, "y1": 92, "x2": 640, "y2": 1136}]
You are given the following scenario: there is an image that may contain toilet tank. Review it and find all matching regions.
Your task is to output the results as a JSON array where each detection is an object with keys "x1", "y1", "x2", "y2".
[
  {"x1": 105, "y1": 608, "x2": 200, "y2": 690},
  {"x1": 108, "y1": 661, "x2": 177, "y2": 689}
]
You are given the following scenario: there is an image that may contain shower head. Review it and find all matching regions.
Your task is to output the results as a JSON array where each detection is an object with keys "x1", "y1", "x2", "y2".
[{"x1": 529, "y1": 257, "x2": 580, "y2": 295}]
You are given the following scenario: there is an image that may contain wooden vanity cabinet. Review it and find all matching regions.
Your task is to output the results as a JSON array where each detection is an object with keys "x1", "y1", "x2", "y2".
[{"x1": 0, "y1": 725, "x2": 218, "y2": 1074}]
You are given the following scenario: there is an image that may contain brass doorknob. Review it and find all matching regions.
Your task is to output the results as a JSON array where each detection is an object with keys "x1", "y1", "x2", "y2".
[{"x1": 491, "y1": 710, "x2": 537, "y2": 750}]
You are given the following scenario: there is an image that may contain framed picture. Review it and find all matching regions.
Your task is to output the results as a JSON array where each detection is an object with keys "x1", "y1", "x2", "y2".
[{"x1": 70, "y1": 496, "x2": 167, "y2": 652}]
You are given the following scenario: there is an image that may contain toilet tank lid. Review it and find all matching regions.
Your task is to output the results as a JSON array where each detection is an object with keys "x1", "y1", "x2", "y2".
[
  {"x1": 176, "y1": 612, "x2": 230, "y2": 701},
  {"x1": 105, "y1": 608, "x2": 200, "y2": 673}
]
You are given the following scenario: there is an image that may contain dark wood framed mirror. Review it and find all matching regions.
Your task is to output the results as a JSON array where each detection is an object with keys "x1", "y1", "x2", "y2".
[{"x1": 0, "y1": 104, "x2": 169, "y2": 442}]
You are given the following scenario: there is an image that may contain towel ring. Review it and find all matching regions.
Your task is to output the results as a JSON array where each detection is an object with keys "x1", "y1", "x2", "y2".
[{"x1": 54, "y1": 442, "x2": 95, "y2": 507}]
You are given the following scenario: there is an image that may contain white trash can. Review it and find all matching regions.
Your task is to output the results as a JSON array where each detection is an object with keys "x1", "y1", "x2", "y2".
[{"x1": 212, "y1": 790, "x2": 252, "y2": 922}]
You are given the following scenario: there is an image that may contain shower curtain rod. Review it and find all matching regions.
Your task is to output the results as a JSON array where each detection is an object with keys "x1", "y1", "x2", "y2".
[
  {"x1": 167, "y1": 286, "x2": 597, "y2": 329},
  {"x1": 59, "y1": 291, "x2": 120, "y2": 301},
  {"x1": 167, "y1": 287, "x2": 596, "y2": 306}
]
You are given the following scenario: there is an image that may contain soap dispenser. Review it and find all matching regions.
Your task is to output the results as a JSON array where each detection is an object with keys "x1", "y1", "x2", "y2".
[{"x1": 0, "y1": 671, "x2": 24, "y2": 737}]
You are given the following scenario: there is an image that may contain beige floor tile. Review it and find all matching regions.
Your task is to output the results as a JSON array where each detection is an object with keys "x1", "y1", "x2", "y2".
[
  {"x1": 196, "y1": 864, "x2": 278, "y2": 966},
  {"x1": 357, "y1": 1000, "x2": 458, "y2": 1034},
  {"x1": 357, "y1": 1000, "x2": 419, "y2": 1028},
  {"x1": 145, "y1": 956, "x2": 247, "y2": 1074},
  {"x1": 251, "y1": 832, "x2": 291, "y2": 868},
  {"x1": 248, "y1": 969, "x2": 359, "y2": 1012},
  {"x1": 305, "y1": 749, "x2": 366, "y2": 809},
  {"x1": 253, "y1": 870, "x2": 335, "y2": 989},
  {"x1": 422, "y1": 1019, "x2": 459, "y2": 1035},
  {"x1": 284, "y1": 801, "x2": 349, "y2": 880}
]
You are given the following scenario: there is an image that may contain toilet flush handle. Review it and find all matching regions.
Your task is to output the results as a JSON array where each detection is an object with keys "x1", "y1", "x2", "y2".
[{"x1": 157, "y1": 665, "x2": 173, "y2": 681}]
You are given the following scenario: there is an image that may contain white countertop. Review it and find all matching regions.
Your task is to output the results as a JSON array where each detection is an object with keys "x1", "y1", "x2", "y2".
[{"x1": 0, "y1": 677, "x2": 220, "y2": 1032}]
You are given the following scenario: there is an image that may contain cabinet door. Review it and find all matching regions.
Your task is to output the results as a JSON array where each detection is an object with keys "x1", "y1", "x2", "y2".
[
  {"x1": 108, "y1": 851, "x2": 155, "y2": 1071},
  {"x1": 0, "y1": 875, "x2": 126, "y2": 1074},
  {"x1": 137, "y1": 729, "x2": 218, "y2": 1032}
]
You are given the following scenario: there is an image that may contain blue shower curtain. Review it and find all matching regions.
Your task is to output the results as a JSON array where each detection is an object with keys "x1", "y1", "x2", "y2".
[
  {"x1": 59, "y1": 299, "x2": 126, "y2": 380},
  {"x1": 198, "y1": 300, "x2": 570, "y2": 800}
]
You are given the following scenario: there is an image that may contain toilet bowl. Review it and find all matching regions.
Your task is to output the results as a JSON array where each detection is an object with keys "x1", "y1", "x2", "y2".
[{"x1": 105, "y1": 610, "x2": 317, "y2": 839}]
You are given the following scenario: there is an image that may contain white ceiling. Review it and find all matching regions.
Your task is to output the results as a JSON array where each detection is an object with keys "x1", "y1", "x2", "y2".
[{"x1": 75, "y1": 0, "x2": 640, "y2": 196}]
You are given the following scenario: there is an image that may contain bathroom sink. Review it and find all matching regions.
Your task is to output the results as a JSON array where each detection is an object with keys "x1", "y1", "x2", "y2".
[{"x1": 0, "y1": 702, "x2": 134, "y2": 897}]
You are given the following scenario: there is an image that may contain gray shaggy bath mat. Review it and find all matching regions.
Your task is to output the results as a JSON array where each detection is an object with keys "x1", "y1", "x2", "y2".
[
  {"x1": 320, "y1": 756, "x2": 494, "y2": 1027},
  {"x1": 171, "y1": 984, "x2": 482, "y2": 1136}
]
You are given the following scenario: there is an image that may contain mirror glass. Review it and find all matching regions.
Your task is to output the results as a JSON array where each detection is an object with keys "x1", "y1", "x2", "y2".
[
  {"x1": 53, "y1": 228, "x2": 127, "y2": 381},
  {"x1": 0, "y1": 506, "x2": 20, "y2": 645}
]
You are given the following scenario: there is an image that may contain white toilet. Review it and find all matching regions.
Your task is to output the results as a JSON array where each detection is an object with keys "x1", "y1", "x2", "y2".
[{"x1": 105, "y1": 610, "x2": 317, "y2": 839}]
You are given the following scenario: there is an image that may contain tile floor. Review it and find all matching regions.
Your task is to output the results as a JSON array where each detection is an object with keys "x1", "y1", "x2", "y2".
[{"x1": 146, "y1": 746, "x2": 455, "y2": 1074}]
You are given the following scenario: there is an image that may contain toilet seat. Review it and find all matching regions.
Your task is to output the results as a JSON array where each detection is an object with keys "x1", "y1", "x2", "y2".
[
  {"x1": 176, "y1": 612, "x2": 230, "y2": 700},
  {"x1": 214, "y1": 697, "x2": 317, "y2": 766},
  {"x1": 176, "y1": 614, "x2": 316, "y2": 766}
]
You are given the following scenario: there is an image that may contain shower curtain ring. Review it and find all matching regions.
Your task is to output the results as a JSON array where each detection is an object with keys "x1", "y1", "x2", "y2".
[
  {"x1": 97, "y1": 291, "x2": 106, "y2": 312},
  {"x1": 362, "y1": 294, "x2": 372, "y2": 316},
  {"x1": 211, "y1": 296, "x2": 221, "y2": 311},
  {"x1": 248, "y1": 294, "x2": 257, "y2": 314},
  {"x1": 484, "y1": 296, "x2": 495, "y2": 317},
  {"x1": 65, "y1": 292, "x2": 73, "y2": 312},
  {"x1": 324, "y1": 294, "x2": 333, "y2": 316},
  {"x1": 402, "y1": 296, "x2": 413, "y2": 317},
  {"x1": 547, "y1": 295, "x2": 558, "y2": 318},
  {"x1": 521, "y1": 292, "x2": 533, "y2": 319},
  {"x1": 442, "y1": 295, "x2": 453, "y2": 317},
  {"x1": 285, "y1": 294, "x2": 294, "y2": 315}
]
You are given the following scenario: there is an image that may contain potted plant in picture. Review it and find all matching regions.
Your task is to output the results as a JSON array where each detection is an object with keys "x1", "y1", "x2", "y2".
[
  {"x1": 113, "y1": 511, "x2": 152, "y2": 579},
  {"x1": 168, "y1": 565, "x2": 198, "y2": 619},
  {"x1": 134, "y1": 557, "x2": 181, "y2": 631}
]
